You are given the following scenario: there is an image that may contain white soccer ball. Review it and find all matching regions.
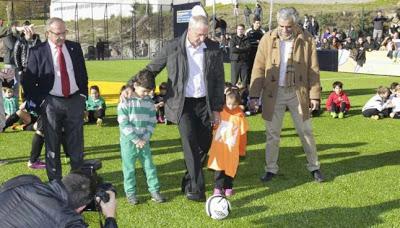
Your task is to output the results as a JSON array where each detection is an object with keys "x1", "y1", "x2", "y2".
[{"x1": 205, "y1": 195, "x2": 231, "y2": 220}]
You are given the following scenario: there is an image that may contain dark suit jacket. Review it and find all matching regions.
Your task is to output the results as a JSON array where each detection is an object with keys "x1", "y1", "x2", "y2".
[
  {"x1": 143, "y1": 31, "x2": 225, "y2": 124},
  {"x1": 22, "y1": 40, "x2": 88, "y2": 107}
]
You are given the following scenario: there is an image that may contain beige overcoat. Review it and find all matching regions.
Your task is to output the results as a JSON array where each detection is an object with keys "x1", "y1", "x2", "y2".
[{"x1": 249, "y1": 27, "x2": 321, "y2": 121}]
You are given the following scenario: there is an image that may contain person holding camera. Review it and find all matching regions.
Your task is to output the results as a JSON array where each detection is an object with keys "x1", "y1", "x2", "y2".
[{"x1": 0, "y1": 171, "x2": 117, "y2": 227}]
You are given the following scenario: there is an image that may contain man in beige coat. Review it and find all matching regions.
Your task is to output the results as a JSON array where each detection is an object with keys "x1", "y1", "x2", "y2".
[{"x1": 249, "y1": 7, "x2": 324, "y2": 182}]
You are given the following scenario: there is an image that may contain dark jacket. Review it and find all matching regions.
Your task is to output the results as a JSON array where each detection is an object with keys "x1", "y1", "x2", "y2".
[
  {"x1": 22, "y1": 40, "x2": 88, "y2": 108},
  {"x1": 14, "y1": 33, "x2": 41, "y2": 72},
  {"x1": 144, "y1": 31, "x2": 225, "y2": 124},
  {"x1": 373, "y1": 16, "x2": 388, "y2": 30},
  {"x1": 363, "y1": 40, "x2": 378, "y2": 51},
  {"x1": 246, "y1": 27, "x2": 265, "y2": 47},
  {"x1": 229, "y1": 34, "x2": 251, "y2": 61},
  {"x1": 0, "y1": 175, "x2": 116, "y2": 228},
  {"x1": 3, "y1": 32, "x2": 17, "y2": 65}
]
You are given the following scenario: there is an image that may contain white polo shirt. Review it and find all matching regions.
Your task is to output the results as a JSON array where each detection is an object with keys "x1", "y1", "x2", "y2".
[{"x1": 185, "y1": 38, "x2": 207, "y2": 98}]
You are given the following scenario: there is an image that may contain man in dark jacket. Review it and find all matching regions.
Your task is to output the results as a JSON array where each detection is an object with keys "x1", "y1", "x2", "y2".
[
  {"x1": 22, "y1": 18, "x2": 88, "y2": 181},
  {"x1": 373, "y1": 10, "x2": 388, "y2": 43},
  {"x1": 129, "y1": 13, "x2": 225, "y2": 202},
  {"x1": 0, "y1": 172, "x2": 117, "y2": 227},
  {"x1": 246, "y1": 18, "x2": 265, "y2": 85},
  {"x1": 14, "y1": 21, "x2": 41, "y2": 76},
  {"x1": 230, "y1": 24, "x2": 251, "y2": 86}
]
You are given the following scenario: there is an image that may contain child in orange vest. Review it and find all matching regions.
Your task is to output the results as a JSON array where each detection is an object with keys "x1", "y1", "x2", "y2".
[{"x1": 207, "y1": 87, "x2": 248, "y2": 197}]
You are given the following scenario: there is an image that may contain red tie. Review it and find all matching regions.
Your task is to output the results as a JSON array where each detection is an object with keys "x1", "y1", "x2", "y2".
[{"x1": 57, "y1": 45, "x2": 70, "y2": 97}]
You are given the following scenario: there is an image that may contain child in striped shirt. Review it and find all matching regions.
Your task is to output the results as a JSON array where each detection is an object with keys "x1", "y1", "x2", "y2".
[
  {"x1": 117, "y1": 69, "x2": 165, "y2": 205},
  {"x1": 3, "y1": 87, "x2": 18, "y2": 118}
]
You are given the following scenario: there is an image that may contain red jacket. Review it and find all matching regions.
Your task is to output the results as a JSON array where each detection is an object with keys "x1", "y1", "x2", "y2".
[{"x1": 326, "y1": 91, "x2": 351, "y2": 111}]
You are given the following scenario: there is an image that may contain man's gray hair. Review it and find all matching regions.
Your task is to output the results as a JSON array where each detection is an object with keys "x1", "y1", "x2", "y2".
[
  {"x1": 45, "y1": 17, "x2": 65, "y2": 31},
  {"x1": 277, "y1": 7, "x2": 299, "y2": 23},
  {"x1": 188, "y1": 15, "x2": 208, "y2": 29}
]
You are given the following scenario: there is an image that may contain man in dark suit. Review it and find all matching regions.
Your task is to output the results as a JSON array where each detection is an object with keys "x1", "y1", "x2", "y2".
[
  {"x1": 22, "y1": 17, "x2": 88, "y2": 181},
  {"x1": 230, "y1": 24, "x2": 251, "y2": 86},
  {"x1": 126, "y1": 13, "x2": 225, "y2": 202}
]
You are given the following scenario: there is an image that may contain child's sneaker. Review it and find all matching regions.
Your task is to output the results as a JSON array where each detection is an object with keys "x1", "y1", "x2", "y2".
[
  {"x1": 371, "y1": 115, "x2": 380, "y2": 120},
  {"x1": 338, "y1": 112, "x2": 344, "y2": 119},
  {"x1": 96, "y1": 118, "x2": 103, "y2": 126},
  {"x1": 127, "y1": 194, "x2": 139, "y2": 205},
  {"x1": 224, "y1": 188, "x2": 234, "y2": 197},
  {"x1": 330, "y1": 112, "x2": 338, "y2": 118},
  {"x1": 213, "y1": 188, "x2": 224, "y2": 196},
  {"x1": 151, "y1": 192, "x2": 166, "y2": 203},
  {"x1": 27, "y1": 160, "x2": 46, "y2": 169}
]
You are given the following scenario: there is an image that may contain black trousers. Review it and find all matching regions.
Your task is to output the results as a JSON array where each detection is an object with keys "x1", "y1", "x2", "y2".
[
  {"x1": 231, "y1": 60, "x2": 249, "y2": 86},
  {"x1": 330, "y1": 102, "x2": 347, "y2": 113},
  {"x1": 179, "y1": 97, "x2": 212, "y2": 194},
  {"x1": 362, "y1": 108, "x2": 389, "y2": 117},
  {"x1": 43, "y1": 94, "x2": 85, "y2": 181},
  {"x1": 247, "y1": 47, "x2": 258, "y2": 85},
  {"x1": 88, "y1": 109, "x2": 105, "y2": 123},
  {"x1": 215, "y1": 171, "x2": 233, "y2": 190}
]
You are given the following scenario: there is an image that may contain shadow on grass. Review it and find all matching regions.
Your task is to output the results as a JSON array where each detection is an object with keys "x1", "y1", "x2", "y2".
[
  {"x1": 100, "y1": 158, "x2": 186, "y2": 201},
  {"x1": 252, "y1": 199, "x2": 400, "y2": 226},
  {"x1": 231, "y1": 143, "x2": 399, "y2": 211}
]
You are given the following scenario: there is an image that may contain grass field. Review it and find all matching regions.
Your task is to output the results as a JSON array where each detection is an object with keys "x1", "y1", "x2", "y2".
[{"x1": 1, "y1": 60, "x2": 400, "y2": 227}]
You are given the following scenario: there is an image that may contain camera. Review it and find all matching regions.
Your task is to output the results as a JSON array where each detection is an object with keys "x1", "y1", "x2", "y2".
[{"x1": 80, "y1": 159, "x2": 116, "y2": 212}]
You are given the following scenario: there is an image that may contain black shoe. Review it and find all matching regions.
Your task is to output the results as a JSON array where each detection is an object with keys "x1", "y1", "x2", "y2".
[
  {"x1": 260, "y1": 172, "x2": 276, "y2": 182},
  {"x1": 311, "y1": 169, "x2": 324, "y2": 183},
  {"x1": 186, "y1": 192, "x2": 206, "y2": 202}
]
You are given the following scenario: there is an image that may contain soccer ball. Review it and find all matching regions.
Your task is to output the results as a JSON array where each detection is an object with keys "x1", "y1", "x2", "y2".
[{"x1": 205, "y1": 195, "x2": 231, "y2": 220}]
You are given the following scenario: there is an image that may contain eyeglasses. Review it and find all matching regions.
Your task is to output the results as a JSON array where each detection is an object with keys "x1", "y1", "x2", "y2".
[{"x1": 48, "y1": 30, "x2": 68, "y2": 37}]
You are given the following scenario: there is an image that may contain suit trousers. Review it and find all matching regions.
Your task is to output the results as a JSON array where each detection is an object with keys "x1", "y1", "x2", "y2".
[
  {"x1": 265, "y1": 87, "x2": 320, "y2": 174},
  {"x1": 43, "y1": 93, "x2": 85, "y2": 181},
  {"x1": 179, "y1": 97, "x2": 212, "y2": 194},
  {"x1": 231, "y1": 60, "x2": 249, "y2": 86}
]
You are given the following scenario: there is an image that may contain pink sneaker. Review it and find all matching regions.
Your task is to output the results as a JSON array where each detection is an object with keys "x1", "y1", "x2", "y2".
[
  {"x1": 213, "y1": 188, "x2": 224, "y2": 196},
  {"x1": 224, "y1": 188, "x2": 234, "y2": 197},
  {"x1": 28, "y1": 160, "x2": 46, "y2": 169}
]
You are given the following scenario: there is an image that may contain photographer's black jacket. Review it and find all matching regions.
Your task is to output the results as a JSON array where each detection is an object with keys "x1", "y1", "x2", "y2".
[{"x1": 0, "y1": 175, "x2": 117, "y2": 228}]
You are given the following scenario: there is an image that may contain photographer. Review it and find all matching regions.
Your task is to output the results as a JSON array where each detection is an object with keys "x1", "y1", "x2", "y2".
[{"x1": 0, "y1": 171, "x2": 117, "y2": 228}]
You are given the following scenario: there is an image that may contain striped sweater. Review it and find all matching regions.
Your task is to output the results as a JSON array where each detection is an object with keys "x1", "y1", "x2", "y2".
[
  {"x1": 117, "y1": 96, "x2": 156, "y2": 143},
  {"x1": 3, "y1": 96, "x2": 18, "y2": 115}
]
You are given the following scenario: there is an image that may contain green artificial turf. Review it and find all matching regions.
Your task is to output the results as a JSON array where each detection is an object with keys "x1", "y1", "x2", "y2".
[{"x1": 1, "y1": 60, "x2": 400, "y2": 227}]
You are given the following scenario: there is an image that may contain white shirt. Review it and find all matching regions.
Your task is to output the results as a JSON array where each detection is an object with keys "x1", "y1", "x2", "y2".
[
  {"x1": 279, "y1": 40, "x2": 294, "y2": 87},
  {"x1": 185, "y1": 38, "x2": 207, "y2": 98},
  {"x1": 48, "y1": 40, "x2": 79, "y2": 97}
]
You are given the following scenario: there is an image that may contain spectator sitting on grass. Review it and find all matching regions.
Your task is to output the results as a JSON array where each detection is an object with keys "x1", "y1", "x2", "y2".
[
  {"x1": 85, "y1": 85, "x2": 106, "y2": 126},
  {"x1": 3, "y1": 87, "x2": 18, "y2": 120},
  {"x1": 389, "y1": 86, "x2": 400, "y2": 119},
  {"x1": 362, "y1": 86, "x2": 391, "y2": 120},
  {"x1": 326, "y1": 81, "x2": 350, "y2": 119}
]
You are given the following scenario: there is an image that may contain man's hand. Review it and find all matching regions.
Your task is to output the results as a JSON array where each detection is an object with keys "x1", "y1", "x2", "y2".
[
  {"x1": 249, "y1": 98, "x2": 259, "y2": 112},
  {"x1": 213, "y1": 111, "x2": 221, "y2": 125},
  {"x1": 98, "y1": 191, "x2": 116, "y2": 219},
  {"x1": 310, "y1": 99, "x2": 320, "y2": 111},
  {"x1": 119, "y1": 87, "x2": 133, "y2": 102}
]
